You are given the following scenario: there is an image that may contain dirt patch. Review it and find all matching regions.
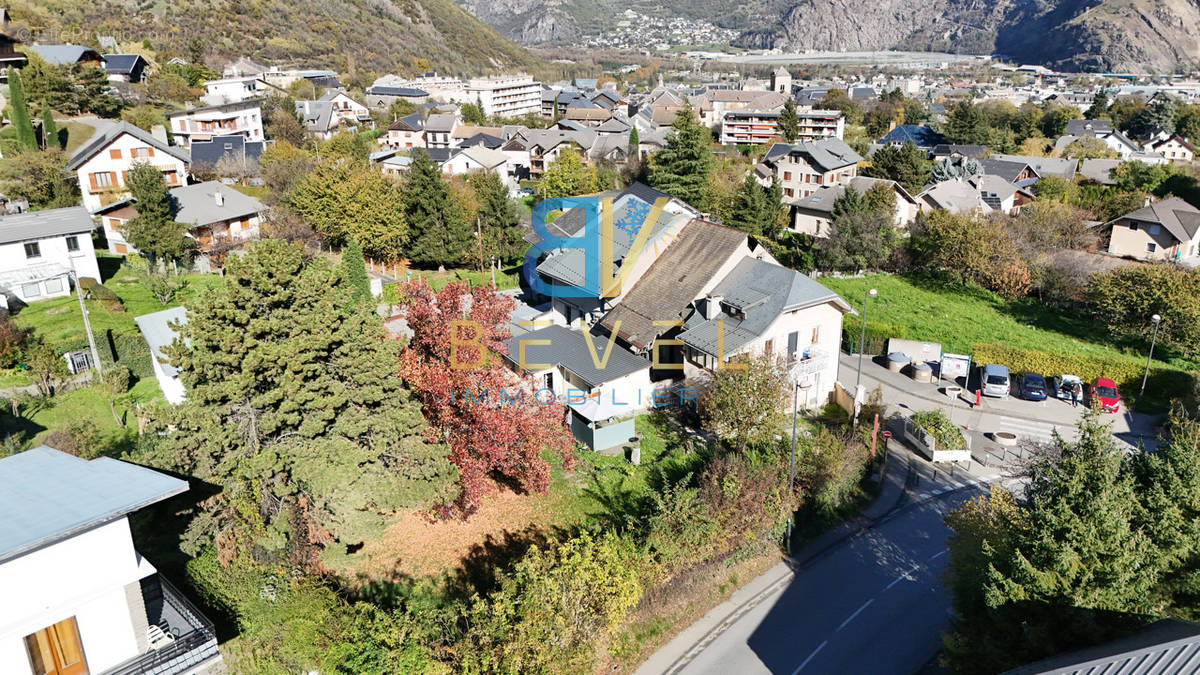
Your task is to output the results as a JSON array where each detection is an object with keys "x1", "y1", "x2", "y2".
[{"x1": 351, "y1": 485, "x2": 574, "y2": 580}]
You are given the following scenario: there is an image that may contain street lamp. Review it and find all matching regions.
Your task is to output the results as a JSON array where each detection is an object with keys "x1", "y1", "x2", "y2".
[
  {"x1": 787, "y1": 378, "x2": 799, "y2": 554},
  {"x1": 1140, "y1": 313, "x2": 1162, "y2": 396},
  {"x1": 855, "y1": 288, "x2": 877, "y2": 392}
]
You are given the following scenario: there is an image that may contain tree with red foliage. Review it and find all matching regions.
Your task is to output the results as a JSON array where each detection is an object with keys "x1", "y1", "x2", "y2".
[{"x1": 398, "y1": 280, "x2": 575, "y2": 515}]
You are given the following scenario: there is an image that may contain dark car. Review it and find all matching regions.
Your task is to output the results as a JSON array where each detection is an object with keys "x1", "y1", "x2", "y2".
[{"x1": 1018, "y1": 372, "x2": 1048, "y2": 401}]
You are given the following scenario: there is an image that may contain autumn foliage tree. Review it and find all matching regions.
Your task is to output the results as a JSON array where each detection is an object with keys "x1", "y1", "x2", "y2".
[{"x1": 398, "y1": 280, "x2": 574, "y2": 514}]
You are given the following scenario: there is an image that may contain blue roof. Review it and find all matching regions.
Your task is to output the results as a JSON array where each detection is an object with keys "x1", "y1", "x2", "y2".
[
  {"x1": 880, "y1": 124, "x2": 945, "y2": 147},
  {"x1": 0, "y1": 446, "x2": 188, "y2": 563}
]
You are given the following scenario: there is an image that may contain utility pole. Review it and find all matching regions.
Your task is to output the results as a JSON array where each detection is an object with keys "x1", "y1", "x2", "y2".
[
  {"x1": 73, "y1": 269, "x2": 103, "y2": 375},
  {"x1": 1141, "y1": 314, "x2": 1162, "y2": 396},
  {"x1": 787, "y1": 379, "x2": 799, "y2": 554}
]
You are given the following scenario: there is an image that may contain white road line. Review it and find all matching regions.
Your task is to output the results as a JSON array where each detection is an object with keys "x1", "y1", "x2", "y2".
[
  {"x1": 836, "y1": 598, "x2": 874, "y2": 632},
  {"x1": 930, "y1": 549, "x2": 948, "y2": 560},
  {"x1": 791, "y1": 641, "x2": 828, "y2": 675},
  {"x1": 885, "y1": 565, "x2": 919, "y2": 590}
]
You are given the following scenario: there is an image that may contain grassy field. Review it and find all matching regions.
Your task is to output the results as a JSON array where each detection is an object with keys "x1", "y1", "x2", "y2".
[
  {"x1": 819, "y1": 274, "x2": 1187, "y2": 372},
  {"x1": 61, "y1": 121, "x2": 96, "y2": 154},
  {"x1": 407, "y1": 266, "x2": 523, "y2": 292}
]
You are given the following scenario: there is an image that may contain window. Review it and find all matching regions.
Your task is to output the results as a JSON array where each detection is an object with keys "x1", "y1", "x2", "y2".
[
  {"x1": 24, "y1": 617, "x2": 87, "y2": 675},
  {"x1": 131, "y1": 146, "x2": 154, "y2": 158},
  {"x1": 1148, "y1": 242, "x2": 1158, "y2": 253},
  {"x1": 24, "y1": 242, "x2": 40, "y2": 258},
  {"x1": 21, "y1": 282, "x2": 40, "y2": 298},
  {"x1": 91, "y1": 172, "x2": 114, "y2": 189},
  {"x1": 65, "y1": 236, "x2": 79, "y2": 252},
  {"x1": 107, "y1": 218, "x2": 122, "y2": 232},
  {"x1": 109, "y1": 148, "x2": 122, "y2": 159},
  {"x1": 44, "y1": 277, "x2": 64, "y2": 294},
  {"x1": 1129, "y1": 222, "x2": 1138, "y2": 231},
  {"x1": 783, "y1": 171, "x2": 792, "y2": 180},
  {"x1": 764, "y1": 339, "x2": 773, "y2": 355},
  {"x1": 812, "y1": 326, "x2": 820, "y2": 344},
  {"x1": 1149, "y1": 224, "x2": 1161, "y2": 235}
]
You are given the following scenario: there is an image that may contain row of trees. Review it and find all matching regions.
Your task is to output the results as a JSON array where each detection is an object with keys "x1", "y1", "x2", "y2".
[{"x1": 944, "y1": 410, "x2": 1200, "y2": 673}]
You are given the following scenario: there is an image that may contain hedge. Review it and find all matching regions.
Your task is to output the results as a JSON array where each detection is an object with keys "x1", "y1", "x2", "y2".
[
  {"x1": 842, "y1": 316, "x2": 909, "y2": 356},
  {"x1": 78, "y1": 278, "x2": 125, "y2": 313},
  {"x1": 972, "y1": 343, "x2": 1197, "y2": 404}
]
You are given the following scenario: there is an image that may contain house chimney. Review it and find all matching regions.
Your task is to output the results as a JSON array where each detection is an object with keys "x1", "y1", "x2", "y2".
[
  {"x1": 150, "y1": 124, "x2": 168, "y2": 144},
  {"x1": 704, "y1": 294, "x2": 723, "y2": 320},
  {"x1": 214, "y1": 189, "x2": 224, "y2": 207}
]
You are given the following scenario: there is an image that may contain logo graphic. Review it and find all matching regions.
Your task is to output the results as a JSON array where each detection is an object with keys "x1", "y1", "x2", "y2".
[{"x1": 522, "y1": 195, "x2": 670, "y2": 298}]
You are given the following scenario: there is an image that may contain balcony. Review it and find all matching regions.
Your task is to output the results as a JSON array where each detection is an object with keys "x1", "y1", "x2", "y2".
[{"x1": 103, "y1": 575, "x2": 219, "y2": 675}]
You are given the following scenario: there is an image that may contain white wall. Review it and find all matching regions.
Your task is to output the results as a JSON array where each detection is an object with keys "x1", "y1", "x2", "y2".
[
  {"x1": 0, "y1": 232, "x2": 100, "y2": 303},
  {"x1": 169, "y1": 104, "x2": 264, "y2": 147},
  {"x1": 732, "y1": 301, "x2": 846, "y2": 407},
  {"x1": 76, "y1": 132, "x2": 190, "y2": 212},
  {"x1": 0, "y1": 518, "x2": 149, "y2": 675},
  {"x1": 150, "y1": 351, "x2": 186, "y2": 405}
]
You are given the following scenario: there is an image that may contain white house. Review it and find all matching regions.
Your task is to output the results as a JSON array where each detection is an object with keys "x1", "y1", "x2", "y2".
[
  {"x1": 134, "y1": 306, "x2": 187, "y2": 404},
  {"x1": 442, "y1": 146, "x2": 517, "y2": 195},
  {"x1": 0, "y1": 207, "x2": 99, "y2": 308},
  {"x1": 294, "y1": 91, "x2": 371, "y2": 139},
  {"x1": 201, "y1": 76, "x2": 264, "y2": 105},
  {"x1": 167, "y1": 101, "x2": 264, "y2": 148},
  {"x1": 789, "y1": 176, "x2": 920, "y2": 237},
  {"x1": 0, "y1": 446, "x2": 220, "y2": 675},
  {"x1": 95, "y1": 181, "x2": 266, "y2": 255},
  {"x1": 66, "y1": 122, "x2": 191, "y2": 213}
]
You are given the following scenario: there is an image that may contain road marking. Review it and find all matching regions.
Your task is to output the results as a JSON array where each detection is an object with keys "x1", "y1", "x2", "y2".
[
  {"x1": 791, "y1": 640, "x2": 828, "y2": 675},
  {"x1": 930, "y1": 549, "x2": 947, "y2": 560},
  {"x1": 885, "y1": 565, "x2": 919, "y2": 590},
  {"x1": 836, "y1": 598, "x2": 874, "y2": 632}
]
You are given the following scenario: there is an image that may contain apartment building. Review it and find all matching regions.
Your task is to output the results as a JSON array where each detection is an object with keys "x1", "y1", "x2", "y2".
[
  {"x1": 166, "y1": 101, "x2": 264, "y2": 148},
  {"x1": 464, "y1": 75, "x2": 541, "y2": 118},
  {"x1": 66, "y1": 122, "x2": 191, "y2": 213},
  {"x1": 720, "y1": 109, "x2": 844, "y2": 146}
]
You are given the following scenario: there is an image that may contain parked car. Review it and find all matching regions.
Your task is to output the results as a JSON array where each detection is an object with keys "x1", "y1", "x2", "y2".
[
  {"x1": 1018, "y1": 372, "x2": 1048, "y2": 401},
  {"x1": 1049, "y1": 374, "x2": 1083, "y2": 401},
  {"x1": 1091, "y1": 378, "x2": 1121, "y2": 413},
  {"x1": 979, "y1": 363, "x2": 1011, "y2": 397}
]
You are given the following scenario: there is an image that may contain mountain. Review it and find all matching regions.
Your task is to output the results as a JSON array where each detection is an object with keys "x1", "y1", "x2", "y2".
[
  {"x1": 764, "y1": 0, "x2": 1200, "y2": 73},
  {"x1": 452, "y1": 0, "x2": 1200, "y2": 73},
  {"x1": 7, "y1": 0, "x2": 552, "y2": 79}
]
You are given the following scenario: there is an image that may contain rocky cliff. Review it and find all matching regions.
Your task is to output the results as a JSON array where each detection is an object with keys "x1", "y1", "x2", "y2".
[
  {"x1": 456, "y1": 0, "x2": 582, "y2": 44},
  {"x1": 767, "y1": 0, "x2": 1200, "y2": 73}
]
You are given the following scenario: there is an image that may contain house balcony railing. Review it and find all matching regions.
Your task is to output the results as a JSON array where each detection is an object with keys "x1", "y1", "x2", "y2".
[{"x1": 103, "y1": 575, "x2": 219, "y2": 675}]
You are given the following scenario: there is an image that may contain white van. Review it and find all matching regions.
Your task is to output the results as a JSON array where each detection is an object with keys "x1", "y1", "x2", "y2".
[{"x1": 980, "y1": 363, "x2": 1011, "y2": 397}]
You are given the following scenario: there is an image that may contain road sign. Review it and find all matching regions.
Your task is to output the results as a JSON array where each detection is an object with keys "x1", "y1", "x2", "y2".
[{"x1": 882, "y1": 430, "x2": 892, "y2": 439}]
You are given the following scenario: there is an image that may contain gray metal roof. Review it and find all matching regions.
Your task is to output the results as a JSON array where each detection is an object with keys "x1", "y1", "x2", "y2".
[
  {"x1": 67, "y1": 121, "x2": 190, "y2": 171},
  {"x1": 102, "y1": 53, "x2": 145, "y2": 74},
  {"x1": 503, "y1": 324, "x2": 649, "y2": 388},
  {"x1": 1114, "y1": 196, "x2": 1200, "y2": 243},
  {"x1": 1065, "y1": 118, "x2": 1113, "y2": 136},
  {"x1": 0, "y1": 206, "x2": 94, "y2": 245},
  {"x1": 25, "y1": 44, "x2": 101, "y2": 65},
  {"x1": 791, "y1": 176, "x2": 916, "y2": 214},
  {"x1": 134, "y1": 305, "x2": 187, "y2": 378},
  {"x1": 678, "y1": 258, "x2": 850, "y2": 357},
  {"x1": 169, "y1": 181, "x2": 265, "y2": 227},
  {"x1": 0, "y1": 446, "x2": 188, "y2": 564},
  {"x1": 991, "y1": 153, "x2": 1078, "y2": 180},
  {"x1": 1002, "y1": 619, "x2": 1200, "y2": 675}
]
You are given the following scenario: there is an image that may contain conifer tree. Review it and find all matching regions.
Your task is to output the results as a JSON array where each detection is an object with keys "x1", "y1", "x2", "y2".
[
  {"x1": 469, "y1": 171, "x2": 523, "y2": 264},
  {"x1": 340, "y1": 237, "x2": 371, "y2": 307},
  {"x1": 40, "y1": 107, "x2": 58, "y2": 150},
  {"x1": 8, "y1": 71, "x2": 36, "y2": 151},
  {"x1": 124, "y1": 163, "x2": 192, "y2": 265},
  {"x1": 726, "y1": 174, "x2": 783, "y2": 236},
  {"x1": 778, "y1": 97, "x2": 801, "y2": 143},
  {"x1": 648, "y1": 104, "x2": 715, "y2": 209},
  {"x1": 1085, "y1": 90, "x2": 1110, "y2": 120},
  {"x1": 403, "y1": 149, "x2": 473, "y2": 267}
]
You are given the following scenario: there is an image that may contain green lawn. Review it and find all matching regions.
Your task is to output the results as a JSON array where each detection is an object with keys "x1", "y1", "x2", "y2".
[
  {"x1": 61, "y1": 121, "x2": 96, "y2": 154},
  {"x1": 407, "y1": 266, "x2": 522, "y2": 292},
  {"x1": 819, "y1": 274, "x2": 1185, "y2": 371}
]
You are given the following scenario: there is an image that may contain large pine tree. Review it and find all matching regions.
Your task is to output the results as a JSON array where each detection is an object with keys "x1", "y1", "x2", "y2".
[
  {"x1": 403, "y1": 149, "x2": 474, "y2": 267},
  {"x1": 943, "y1": 413, "x2": 1159, "y2": 673},
  {"x1": 469, "y1": 170, "x2": 524, "y2": 265},
  {"x1": 726, "y1": 174, "x2": 783, "y2": 236},
  {"x1": 156, "y1": 240, "x2": 457, "y2": 565},
  {"x1": 124, "y1": 163, "x2": 192, "y2": 264},
  {"x1": 648, "y1": 104, "x2": 715, "y2": 209},
  {"x1": 778, "y1": 98, "x2": 801, "y2": 143},
  {"x1": 340, "y1": 237, "x2": 372, "y2": 308}
]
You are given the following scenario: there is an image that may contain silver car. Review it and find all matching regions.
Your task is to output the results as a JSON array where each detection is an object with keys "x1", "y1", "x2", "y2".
[{"x1": 980, "y1": 363, "x2": 1010, "y2": 397}]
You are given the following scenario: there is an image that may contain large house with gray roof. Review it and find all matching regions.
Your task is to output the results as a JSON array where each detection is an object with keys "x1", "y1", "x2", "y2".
[
  {"x1": 759, "y1": 138, "x2": 863, "y2": 201},
  {"x1": 95, "y1": 181, "x2": 265, "y2": 256},
  {"x1": 790, "y1": 176, "x2": 920, "y2": 237},
  {"x1": 67, "y1": 121, "x2": 191, "y2": 213},
  {"x1": 1103, "y1": 196, "x2": 1200, "y2": 263},
  {"x1": 0, "y1": 206, "x2": 99, "y2": 308},
  {"x1": 0, "y1": 446, "x2": 220, "y2": 675}
]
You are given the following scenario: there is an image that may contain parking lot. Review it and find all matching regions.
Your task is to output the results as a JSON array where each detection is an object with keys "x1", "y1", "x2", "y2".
[{"x1": 838, "y1": 353, "x2": 1159, "y2": 453}]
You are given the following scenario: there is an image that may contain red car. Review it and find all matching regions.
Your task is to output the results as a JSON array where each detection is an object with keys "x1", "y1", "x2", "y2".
[{"x1": 1091, "y1": 378, "x2": 1121, "y2": 413}]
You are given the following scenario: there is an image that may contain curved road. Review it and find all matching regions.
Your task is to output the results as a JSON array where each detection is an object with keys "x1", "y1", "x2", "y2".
[{"x1": 673, "y1": 490, "x2": 978, "y2": 675}]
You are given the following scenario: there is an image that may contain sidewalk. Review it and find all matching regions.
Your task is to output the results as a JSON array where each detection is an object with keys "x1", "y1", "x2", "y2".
[{"x1": 635, "y1": 432, "x2": 985, "y2": 675}]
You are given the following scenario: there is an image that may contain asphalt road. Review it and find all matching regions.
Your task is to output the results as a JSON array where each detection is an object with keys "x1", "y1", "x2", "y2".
[{"x1": 676, "y1": 490, "x2": 978, "y2": 675}]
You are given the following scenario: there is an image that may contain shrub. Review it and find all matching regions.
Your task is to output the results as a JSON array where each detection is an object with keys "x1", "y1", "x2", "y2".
[
  {"x1": 911, "y1": 409, "x2": 967, "y2": 450},
  {"x1": 0, "y1": 311, "x2": 27, "y2": 368},
  {"x1": 78, "y1": 278, "x2": 125, "y2": 312},
  {"x1": 841, "y1": 316, "x2": 908, "y2": 355},
  {"x1": 101, "y1": 364, "x2": 132, "y2": 394},
  {"x1": 796, "y1": 426, "x2": 871, "y2": 512}
]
